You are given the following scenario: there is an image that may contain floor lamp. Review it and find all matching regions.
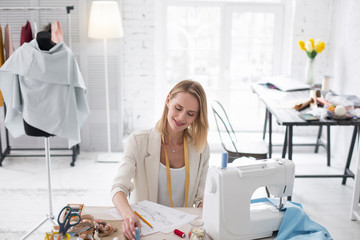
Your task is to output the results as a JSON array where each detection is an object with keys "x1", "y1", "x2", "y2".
[{"x1": 88, "y1": 1, "x2": 123, "y2": 162}]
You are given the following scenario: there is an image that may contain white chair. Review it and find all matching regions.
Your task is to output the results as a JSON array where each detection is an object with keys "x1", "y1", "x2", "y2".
[{"x1": 212, "y1": 100, "x2": 268, "y2": 163}]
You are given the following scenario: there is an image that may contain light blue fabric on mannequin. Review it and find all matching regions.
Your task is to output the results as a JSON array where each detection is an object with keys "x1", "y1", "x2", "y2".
[{"x1": 0, "y1": 39, "x2": 90, "y2": 147}]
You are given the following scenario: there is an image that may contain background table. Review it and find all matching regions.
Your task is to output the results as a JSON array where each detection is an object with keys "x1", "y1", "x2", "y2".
[{"x1": 251, "y1": 83, "x2": 360, "y2": 184}]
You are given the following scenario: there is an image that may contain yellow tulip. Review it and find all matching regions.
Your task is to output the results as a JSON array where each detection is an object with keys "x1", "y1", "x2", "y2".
[
  {"x1": 305, "y1": 41, "x2": 313, "y2": 52},
  {"x1": 315, "y1": 39, "x2": 321, "y2": 51},
  {"x1": 316, "y1": 42, "x2": 326, "y2": 53},
  {"x1": 309, "y1": 38, "x2": 315, "y2": 49},
  {"x1": 298, "y1": 40, "x2": 306, "y2": 51},
  {"x1": 299, "y1": 38, "x2": 325, "y2": 56}
]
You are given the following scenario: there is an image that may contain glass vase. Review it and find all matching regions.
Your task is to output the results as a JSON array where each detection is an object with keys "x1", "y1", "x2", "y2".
[{"x1": 305, "y1": 58, "x2": 315, "y2": 86}]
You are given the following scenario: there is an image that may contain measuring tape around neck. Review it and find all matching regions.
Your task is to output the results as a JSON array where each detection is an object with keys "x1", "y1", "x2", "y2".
[{"x1": 161, "y1": 135, "x2": 189, "y2": 207}]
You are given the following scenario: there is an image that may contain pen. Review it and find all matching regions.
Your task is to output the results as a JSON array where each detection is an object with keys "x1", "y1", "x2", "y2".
[{"x1": 134, "y1": 211, "x2": 153, "y2": 228}]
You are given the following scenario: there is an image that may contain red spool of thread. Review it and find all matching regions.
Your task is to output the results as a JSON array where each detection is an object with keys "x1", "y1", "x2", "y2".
[{"x1": 174, "y1": 229, "x2": 186, "y2": 238}]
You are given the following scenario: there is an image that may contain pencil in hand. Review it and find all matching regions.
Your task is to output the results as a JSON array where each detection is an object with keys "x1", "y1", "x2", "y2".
[{"x1": 134, "y1": 211, "x2": 153, "y2": 228}]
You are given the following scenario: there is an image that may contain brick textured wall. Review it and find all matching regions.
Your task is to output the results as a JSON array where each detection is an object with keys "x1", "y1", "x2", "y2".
[{"x1": 122, "y1": 0, "x2": 157, "y2": 134}]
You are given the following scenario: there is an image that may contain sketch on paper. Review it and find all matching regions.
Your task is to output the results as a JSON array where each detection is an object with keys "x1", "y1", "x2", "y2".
[{"x1": 106, "y1": 200, "x2": 197, "y2": 236}]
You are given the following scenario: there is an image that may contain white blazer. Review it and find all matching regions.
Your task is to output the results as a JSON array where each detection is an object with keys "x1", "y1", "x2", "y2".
[{"x1": 111, "y1": 128, "x2": 210, "y2": 207}]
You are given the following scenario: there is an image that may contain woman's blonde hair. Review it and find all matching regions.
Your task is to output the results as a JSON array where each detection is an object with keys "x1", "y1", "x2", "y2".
[{"x1": 155, "y1": 80, "x2": 209, "y2": 153}]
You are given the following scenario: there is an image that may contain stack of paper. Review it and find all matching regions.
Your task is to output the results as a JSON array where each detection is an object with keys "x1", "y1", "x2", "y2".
[{"x1": 263, "y1": 75, "x2": 310, "y2": 92}]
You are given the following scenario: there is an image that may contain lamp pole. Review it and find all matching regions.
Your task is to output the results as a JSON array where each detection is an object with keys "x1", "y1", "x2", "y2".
[
  {"x1": 103, "y1": 38, "x2": 111, "y2": 154},
  {"x1": 88, "y1": 0, "x2": 123, "y2": 161}
]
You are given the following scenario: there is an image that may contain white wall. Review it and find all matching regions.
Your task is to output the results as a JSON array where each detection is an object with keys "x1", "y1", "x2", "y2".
[
  {"x1": 328, "y1": 0, "x2": 360, "y2": 168},
  {"x1": 290, "y1": 0, "x2": 333, "y2": 84},
  {"x1": 121, "y1": 0, "x2": 158, "y2": 134}
]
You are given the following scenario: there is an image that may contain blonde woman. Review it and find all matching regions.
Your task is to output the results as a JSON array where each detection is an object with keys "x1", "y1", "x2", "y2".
[{"x1": 111, "y1": 80, "x2": 210, "y2": 240}]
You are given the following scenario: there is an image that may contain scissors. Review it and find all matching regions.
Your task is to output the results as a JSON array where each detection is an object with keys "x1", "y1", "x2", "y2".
[{"x1": 57, "y1": 206, "x2": 81, "y2": 240}]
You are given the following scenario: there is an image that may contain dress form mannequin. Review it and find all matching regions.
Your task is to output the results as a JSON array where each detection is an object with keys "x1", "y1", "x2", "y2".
[
  {"x1": 24, "y1": 121, "x2": 54, "y2": 137},
  {"x1": 36, "y1": 31, "x2": 56, "y2": 51},
  {"x1": 20, "y1": 31, "x2": 59, "y2": 240},
  {"x1": 23, "y1": 31, "x2": 56, "y2": 137}
]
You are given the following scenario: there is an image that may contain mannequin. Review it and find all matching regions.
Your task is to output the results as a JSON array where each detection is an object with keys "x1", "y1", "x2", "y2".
[
  {"x1": 36, "y1": 31, "x2": 56, "y2": 51},
  {"x1": 23, "y1": 31, "x2": 56, "y2": 137}
]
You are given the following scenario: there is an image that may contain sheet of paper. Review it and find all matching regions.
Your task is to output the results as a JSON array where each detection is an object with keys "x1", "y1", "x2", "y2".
[
  {"x1": 106, "y1": 200, "x2": 198, "y2": 236},
  {"x1": 107, "y1": 207, "x2": 123, "y2": 220}
]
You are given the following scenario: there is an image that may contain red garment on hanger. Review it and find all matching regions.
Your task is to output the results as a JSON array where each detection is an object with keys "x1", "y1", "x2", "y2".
[{"x1": 20, "y1": 20, "x2": 33, "y2": 46}]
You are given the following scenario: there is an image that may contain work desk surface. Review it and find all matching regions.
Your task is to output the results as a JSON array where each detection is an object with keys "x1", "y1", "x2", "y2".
[
  {"x1": 82, "y1": 206, "x2": 275, "y2": 240},
  {"x1": 82, "y1": 206, "x2": 200, "y2": 240},
  {"x1": 251, "y1": 83, "x2": 360, "y2": 126}
]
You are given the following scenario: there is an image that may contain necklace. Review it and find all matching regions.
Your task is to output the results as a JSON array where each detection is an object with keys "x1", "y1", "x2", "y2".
[{"x1": 165, "y1": 137, "x2": 177, "y2": 153}]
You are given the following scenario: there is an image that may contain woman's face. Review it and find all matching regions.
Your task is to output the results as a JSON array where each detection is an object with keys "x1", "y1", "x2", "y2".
[{"x1": 166, "y1": 92, "x2": 199, "y2": 134}]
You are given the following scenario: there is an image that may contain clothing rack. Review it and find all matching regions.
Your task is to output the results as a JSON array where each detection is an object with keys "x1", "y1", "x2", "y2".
[
  {"x1": 0, "y1": 5, "x2": 80, "y2": 167},
  {"x1": 0, "y1": 6, "x2": 74, "y2": 48}
]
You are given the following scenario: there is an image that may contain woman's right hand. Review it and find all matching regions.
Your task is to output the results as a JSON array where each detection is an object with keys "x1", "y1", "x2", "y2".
[{"x1": 121, "y1": 212, "x2": 142, "y2": 240}]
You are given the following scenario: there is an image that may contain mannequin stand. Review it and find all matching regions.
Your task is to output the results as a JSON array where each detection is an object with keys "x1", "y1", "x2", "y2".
[
  {"x1": 21, "y1": 138, "x2": 57, "y2": 239},
  {"x1": 22, "y1": 123, "x2": 57, "y2": 239}
]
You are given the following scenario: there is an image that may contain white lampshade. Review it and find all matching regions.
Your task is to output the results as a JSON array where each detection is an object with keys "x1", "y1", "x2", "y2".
[{"x1": 88, "y1": 1, "x2": 124, "y2": 39}]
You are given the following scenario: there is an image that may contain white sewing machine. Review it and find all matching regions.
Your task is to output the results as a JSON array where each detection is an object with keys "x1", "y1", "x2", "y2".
[{"x1": 203, "y1": 158, "x2": 295, "y2": 240}]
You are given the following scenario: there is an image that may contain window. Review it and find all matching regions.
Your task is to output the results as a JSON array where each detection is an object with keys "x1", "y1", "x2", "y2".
[{"x1": 159, "y1": 0, "x2": 286, "y2": 132}]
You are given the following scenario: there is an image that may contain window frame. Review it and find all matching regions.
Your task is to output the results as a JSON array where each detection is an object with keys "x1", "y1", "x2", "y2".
[{"x1": 155, "y1": 0, "x2": 290, "y2": 131}]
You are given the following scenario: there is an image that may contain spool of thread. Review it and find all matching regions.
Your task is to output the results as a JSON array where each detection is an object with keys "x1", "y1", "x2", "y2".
[
  {"x1": 322, "y1": 76, "x2": 330, "y2": 91},
  {"x1": 174, "y1": 229, "x2": 186, "y2": 238},
  {"x1": 221, "y1": 152, "x2": 228, "y2": 169}
]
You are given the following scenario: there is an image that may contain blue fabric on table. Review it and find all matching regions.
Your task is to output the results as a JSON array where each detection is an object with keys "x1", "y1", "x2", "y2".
[{"x1": 250, "y1": 198, "x2": 332, "y2": 240}]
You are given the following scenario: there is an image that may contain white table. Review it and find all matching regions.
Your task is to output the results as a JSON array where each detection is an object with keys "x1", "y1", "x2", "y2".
[{"x1": 82, "y1": 206, "x2": 201, "y2": 240}]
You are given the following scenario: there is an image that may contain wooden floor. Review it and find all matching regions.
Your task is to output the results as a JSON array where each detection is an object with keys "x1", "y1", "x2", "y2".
[{"x1": 0, "y1": 137, "x2": 359, "y2": 239}]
